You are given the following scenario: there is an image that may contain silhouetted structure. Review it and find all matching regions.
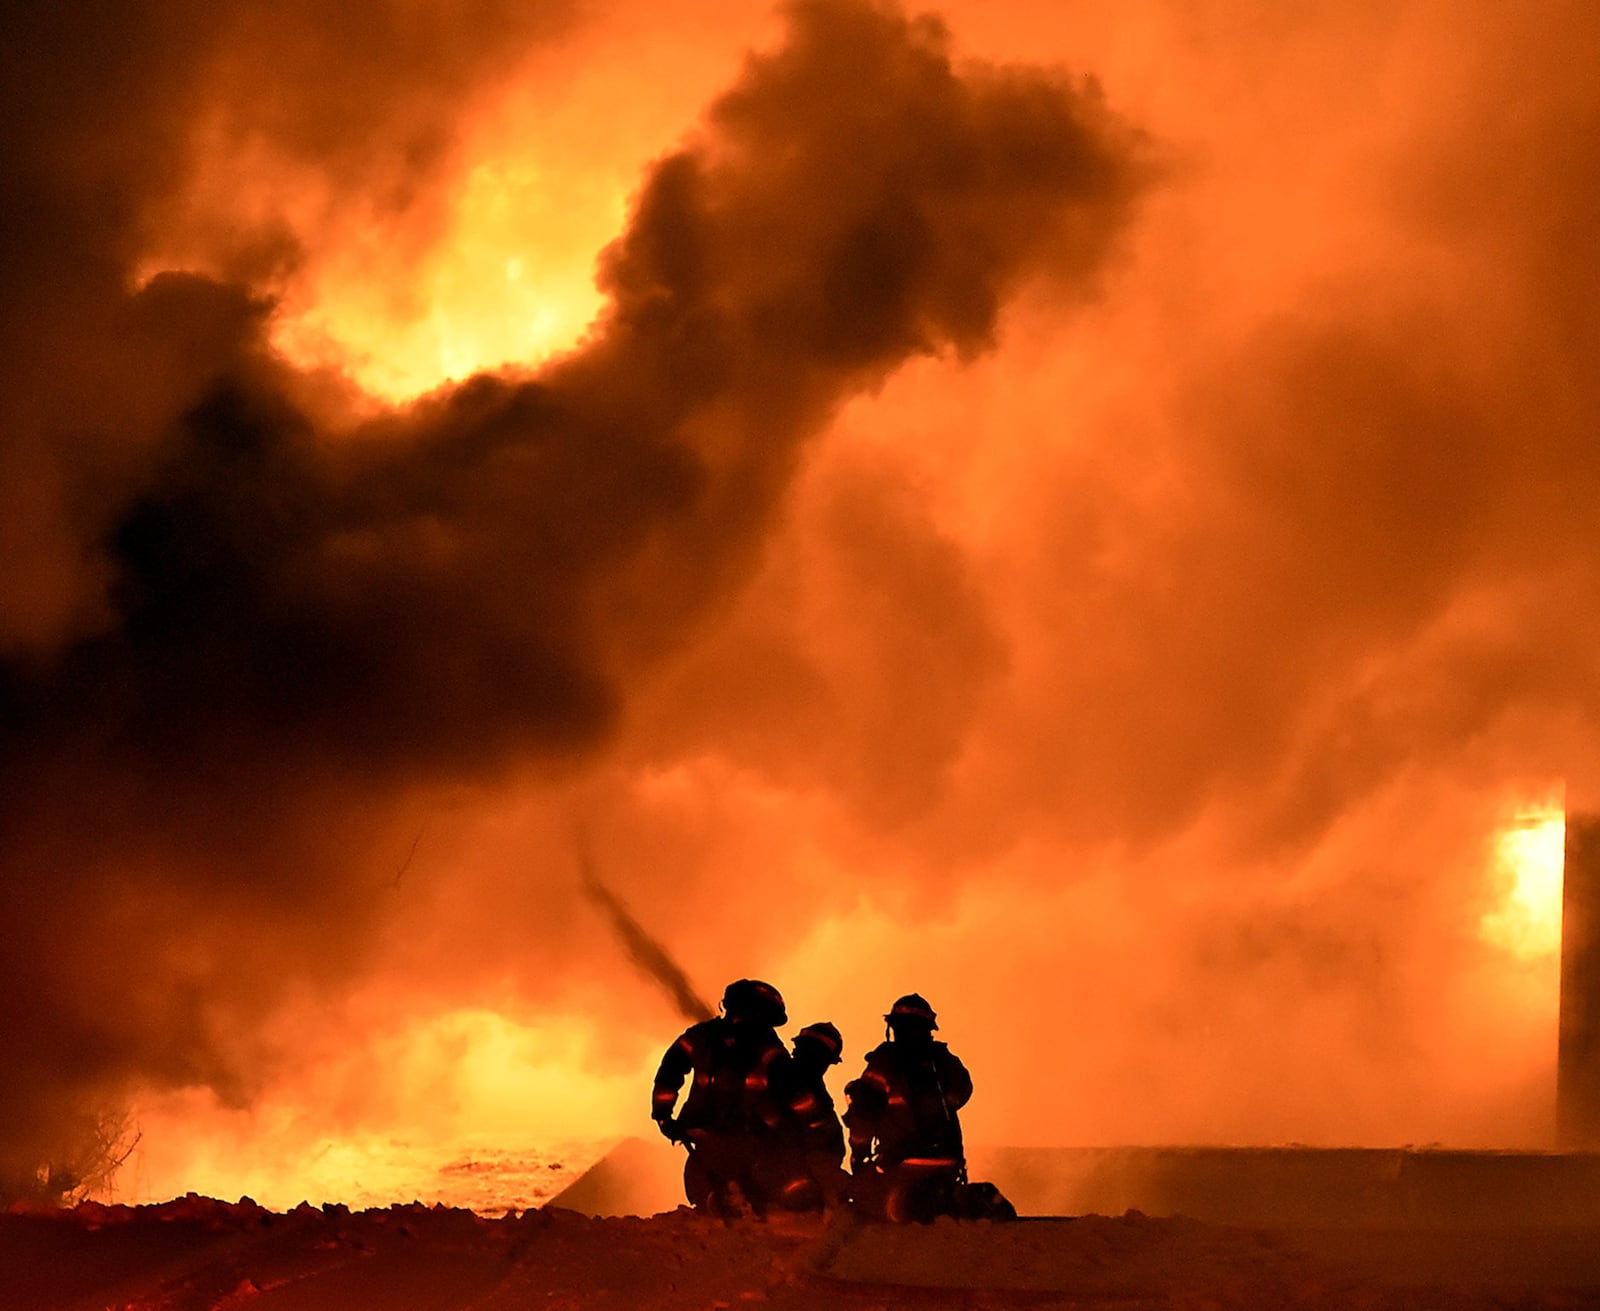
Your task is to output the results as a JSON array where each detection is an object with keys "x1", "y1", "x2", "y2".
[
  {"x1": 844, "y1": 993, "x2": 978, "y2": 1221},
  {"x1": 651, "y1": 978, "x2": 791, "y2": 1214},
  {"x1": 1560, "y1": 812, "x2": 1600, "y2": 1148}
]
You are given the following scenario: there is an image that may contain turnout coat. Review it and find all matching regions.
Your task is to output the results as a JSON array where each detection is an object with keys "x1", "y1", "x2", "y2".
[{"x1": 843, "y1": 1038, "x2": 972, "y2": 1168}]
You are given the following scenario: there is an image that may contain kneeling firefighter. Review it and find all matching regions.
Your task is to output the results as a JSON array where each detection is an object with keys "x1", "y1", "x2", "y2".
[
  {"x1": 651, "y1": 978, "x2": 792, "y2": 1215},
  {"x1": 771, "y1": 1020, "x2": 850, "y2": 1211},
  {"x1": 843, "y1": 993, "x2": 1014, "y2": 1221}
]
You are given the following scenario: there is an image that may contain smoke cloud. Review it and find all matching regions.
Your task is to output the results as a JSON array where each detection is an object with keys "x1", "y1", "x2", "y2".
[
  {"x1": 0, "y1": 0, "x2": 1144, "y2": 1190},
  {"x1": 499, "y1": 0, "x2": 1600, "y2": 1156},
  {"x1": 12, "y1": 0, "x2": 1600, "y2": 1201}
]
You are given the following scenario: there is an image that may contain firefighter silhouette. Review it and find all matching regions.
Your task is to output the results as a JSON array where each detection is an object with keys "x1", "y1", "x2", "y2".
[
  {"x1": 770, "y1": 1020, "x2": 849, "y2": 1211},
  {"x1": 651, "y1": 979, "x2": 791, "y2": 1215},
  {"x1": 843, "y1": 992, "x2": 999, "y2": 1221}
]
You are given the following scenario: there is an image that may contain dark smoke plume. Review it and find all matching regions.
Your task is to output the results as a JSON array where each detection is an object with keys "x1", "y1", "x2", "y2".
[{"x1": 0, "y1": 0, "x2": 1145, "y2": 1190}]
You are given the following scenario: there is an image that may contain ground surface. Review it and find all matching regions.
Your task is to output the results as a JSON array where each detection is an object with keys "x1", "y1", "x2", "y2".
[{"x1": 4, "y1": 1197, "x2": 1599, "y2": 1310}]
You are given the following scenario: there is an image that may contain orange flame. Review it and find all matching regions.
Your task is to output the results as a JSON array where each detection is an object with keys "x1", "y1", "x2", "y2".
[
  {"x1": 126, "y1": 1007, "x2": 640, "y2": 1211},
  {"x1": 1480, "y1": 802, "x2": 1565, "y2": 961},
  {"x1": 268, "y1": 154, "x2": 616, "y2": 402}
]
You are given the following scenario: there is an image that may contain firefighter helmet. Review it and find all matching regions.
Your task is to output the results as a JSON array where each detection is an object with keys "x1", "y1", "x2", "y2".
[
  {"x1": 721, "y1": 978, "x2": 787, "y2": 1026},
  {"x1": 794, "y1": 1020, "x2": 844, "y2": 1064},
  {"x1": 886, "y1": 992, "x2": 938, "y2": 1029}
]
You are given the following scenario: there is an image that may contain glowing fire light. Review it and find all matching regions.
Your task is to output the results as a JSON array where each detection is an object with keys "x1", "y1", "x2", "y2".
[
  {"x1": 1480, "y1": 805, "x2": 1565, "y2": 961},
  {"x1": 270, "y1": 156, "x2": 615, "y2": 402},
  {"x1": 127, "y1": 1008, "x2": 642, "y2": 1212}
]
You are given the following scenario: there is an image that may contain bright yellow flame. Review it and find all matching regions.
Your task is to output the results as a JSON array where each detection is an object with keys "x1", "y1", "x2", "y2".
[
  {"x1": 270, "y1": 156, "x2": 617, "y2": 402},
  {"x1": 126, "y1": 1008, "x2": 643, "y2": 1211},
  {"x1": 1480, "y1": 805, "x2": 1565, "y2": 961}
]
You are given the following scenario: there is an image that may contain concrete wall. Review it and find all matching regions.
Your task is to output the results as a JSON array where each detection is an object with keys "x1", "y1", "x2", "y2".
[
  {"x1": 1561, "y1": 813, "x2": 1600, "y2": 1148},
  {"x1": 553, "y1": 1138, "x2": 1600, "y2": 1226},
  {"x1": 970, "y1": 1145, "x2": 1600, "y2": 1226}
]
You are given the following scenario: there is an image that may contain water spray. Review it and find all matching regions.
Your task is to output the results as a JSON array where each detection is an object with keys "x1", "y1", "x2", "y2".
[{"x1": 576, "y1": 838, "x2": 714, "y2": 1024}]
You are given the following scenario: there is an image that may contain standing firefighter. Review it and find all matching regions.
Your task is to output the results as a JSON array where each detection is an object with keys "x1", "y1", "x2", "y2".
[
  {"x1": 771, "y1": 1020, "x2": 849, "y2": 1211},
  {"x1": 651, "y1": 978, "x2": 792, "y2": 1215},
  {"x1": 844, "y1": 992, "x2": 1011, "y2": 1221}
]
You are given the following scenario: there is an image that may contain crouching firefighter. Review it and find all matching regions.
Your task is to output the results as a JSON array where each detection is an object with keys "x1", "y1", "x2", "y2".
[
  {"x1": 770, "y1": 1021, "x2": 850, "y2": 1212},
  {"x1": 651, "y1": 978, "x2": 792, "y2": 1215},
  {"x1": 843, "y1": 993, "x2": 1014, "y2": 1222}
]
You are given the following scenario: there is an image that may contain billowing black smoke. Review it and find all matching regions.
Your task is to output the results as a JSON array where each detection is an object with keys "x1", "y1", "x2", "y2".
[{"x1": 0, "y1": 0, "x2": 1146, "y2": 1192}]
